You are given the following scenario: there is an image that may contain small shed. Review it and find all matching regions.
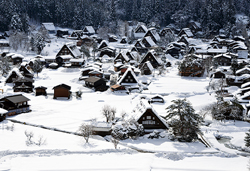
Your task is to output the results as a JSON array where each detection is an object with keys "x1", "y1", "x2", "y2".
[
  {"x1": 84, "y1": 77, "x2": 107, "y2": 91},
  {"x1": 35, "y1": 86, "x2": 47, "y2": 96},
  {"x1": 148, "y1": 95, "x2": 165, "y2": 104},
  {"x1": 53, "y1": 84, "x2": 71, "y2": 99}
]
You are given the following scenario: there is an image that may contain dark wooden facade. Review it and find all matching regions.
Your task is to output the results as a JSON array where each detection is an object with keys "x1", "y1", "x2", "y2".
[
  {"x1": 179, "y1": 64, "x2": 204, "y2": 77},
  {"x1": 137, "y1": 108, "x2": 168, "y2": 130},
  {"x1": 211, "y1": 71, "x2": 226, "y2": 78},
  {"x1": 53, "y1": 84, "x2": 71, "y2": 99},
  {"x1": 85, "y1": 77, "x2": 107, "y2": 91},
  {"x1": 0, "y1": 94, "x2": 30, "y2": 116},
  {"x1": 13, "y1": 57, "x2": 23, "y2": 65},
  {"x1": 140, "y1": 62, "x2": 154, "y2": 75},
  {"x1": 214, "y1": 56, "x2": 231, "y2": 66},
  {"x1": 139, "y1": 51, "x2": 161, "y2": 69},
  {"x1": 149, "y1": 95, "x2": 165, "y2": 104},
  {"x1": 35, "y1": 86, "x2": 47, "y2": 96}
]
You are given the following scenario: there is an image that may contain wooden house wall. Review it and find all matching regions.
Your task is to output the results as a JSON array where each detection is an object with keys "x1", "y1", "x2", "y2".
[
  {"x1": 13, "y1": 57, "x2": 23, "y2": 65},
  {"x1": 137, "y1": 109, "x2": 167, "y2": 130},
  {"x1": 140, "y1": 53, "x2": 159, "y2": 68},
  {"x1": 141, "y1": 64, "x2": 152, "y2": 75},
  {"x1": 121, "y1": 71, "x2": 137, "y2": 84},
  {"x1": 54, "y1": 87, "x2": 70, "y2": 99},
  {"x1": 214, "y1": 57, "x2": 231, "y2": 66},
  {"x1": 57, "y1": 45, "x2": 73, "y2": 57},
  {"x1": 35, "y1": 88, "x2": 47, "y2": 96}
]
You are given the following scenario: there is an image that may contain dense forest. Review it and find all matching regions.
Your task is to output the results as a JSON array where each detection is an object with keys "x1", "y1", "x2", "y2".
[{"x1": 0, "y1": 0, "x2": 249, "y2": 35}]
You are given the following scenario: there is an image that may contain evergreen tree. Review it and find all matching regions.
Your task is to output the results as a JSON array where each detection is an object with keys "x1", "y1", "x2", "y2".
[
  {"x1": 32, "y1": 59, "x2": 43, "y2": 77},
  {"x1": 165, "y1": 98, "x2": 202, "y2": 142},
  {"x1": 245, "y1": 129, "x2": 250, "y2": 147},
  {"x1": 9, "y1": 14, "x2": 23, "y2": 32},
  {"x1": 230, "y1": 57, "x2": 239, "y2": 76}
]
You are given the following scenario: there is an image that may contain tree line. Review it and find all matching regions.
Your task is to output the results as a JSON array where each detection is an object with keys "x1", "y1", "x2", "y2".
[{"x1": 0, "y1": 0, "x2": 249, "y2": 35}]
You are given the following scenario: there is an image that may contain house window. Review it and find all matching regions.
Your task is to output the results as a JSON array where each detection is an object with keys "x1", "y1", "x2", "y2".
[
  {"x1": 146, "y1": 116, "x2": 151, "y2": 119},
  {"x1": 142, "y1": 120, "x2": 155, "y2": 124}
]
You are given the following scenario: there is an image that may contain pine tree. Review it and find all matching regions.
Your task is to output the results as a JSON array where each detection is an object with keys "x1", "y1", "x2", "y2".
[
  {"x1": 165, "y1": 98, "x2": 202, "y2": 142},
  {"x1": 9, "y1": 14, "x2": 23, "y2": 32},
  {"x1": 245, "y1": 129, "x2": 250, "y2": 147}
]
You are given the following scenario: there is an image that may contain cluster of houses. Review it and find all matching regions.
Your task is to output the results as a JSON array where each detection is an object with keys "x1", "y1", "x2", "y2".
[{"x1": 2, "y1": 20, "x2": 250, "y2": 135}]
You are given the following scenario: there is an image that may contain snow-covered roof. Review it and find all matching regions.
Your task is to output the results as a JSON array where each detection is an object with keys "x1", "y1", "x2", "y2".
[
  {"x1": 142, "y1": 61, "x2": 154, "y2": 72},
  {"x1": 117, "y1": 67, "x2": 139, "y2": 86},
  {"x1": 12, "y1": 54, "x2": 24, "y2": 59},
  {"x1": 147, "y1": 28, "x2": 160, "y2": 42},
  {"x1": 214, "y1": 54, "x2": 231, "y2": 59},
  {"x1": 0, "y1": 108, "x2": 7, "y2": 115},
  {"x1": 143, "y1": 36, "x2": 157, "y2": 47},
  {"x1": 43, "y1": 56, "x2": 55, "y2": 61},
  {"x1": 179, "y1": 28, "x2": 194, "y2": 37},
  {"x1": 241, "y1": 81, "x2": 250, "y2": 89},
  {"x1": 114, "y1": 51, "x2": 130, "y2": 62},
  {"x1": 98, "y1": 40, "x2": 108, "y2": 49},
  {"x1": 83, "y1": 26, "x2": 95, "y2": 34},
  {"x1": 135, "y1": 24, "x2": 148, "y2": 33},
  {"x1": 236, "y1": 67, "x2": 250, "y2": 75},
  {"x1": 131, "y1": 99, "x2": 168, "y2": 127},
  {"x1": 135, "y1": 40, "x2": 146, "y2": 48},
  {"x1": 42, "y1": 23, "x2": 56, "y2": 31},
  {"x1": 5, "y1": 68, "x2": 24, "y2": 82},
  {"x1": 58, "y1": 55, "x2": 72, "y2": 59},
  {"x1": 70, "y1": 58, "x2": 84, "y2": 63},
  {"x1": 66, "y1": 43, "x2": 81, "y2": 58}
]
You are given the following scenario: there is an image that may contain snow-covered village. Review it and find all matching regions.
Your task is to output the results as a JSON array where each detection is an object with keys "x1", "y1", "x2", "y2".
[{"x1": 2, "y1": 0, "x2": 250, "y2": 170}]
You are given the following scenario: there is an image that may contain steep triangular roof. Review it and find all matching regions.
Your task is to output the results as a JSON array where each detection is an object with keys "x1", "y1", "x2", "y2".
[
  {"x1": 5, "y1": 68, "x2": 24, "y2": 83},
  {"x1": 114, "y1": 51, "x2": 130, "y2": 63},
  {"x1": 139, "y1": 50, "x2": 162, "y2": 68},
  {"x1": 98, "y1": 40, "x2": 108, "y2": 50},
  {"x1": 144, "y1": 28, "x2": 160, "y2": 43},
  {"x1": 142, "y1": 36, "x2": 157, "y2": 47},
  {"x1": 57, "y1": 43, "x2": 81, "y2": 58},
  {"x1": 141, "y1": 61, "x2": 154, "y2": 72},
  {"x1": 42, "y1": 23, "x2": 55, "y2": 31},
  {"x1": 132, "y1": 99, "x2": 168, "y2": 129},
  {"x1": 83, "y1": 26, "x2": 95, "y2": 34},
  {"x1": 134, "y1": 24, "x2": 148, "y2": 33},
  {"x1": 117, "y1": 67, "x2": 139, "y2": 86}
]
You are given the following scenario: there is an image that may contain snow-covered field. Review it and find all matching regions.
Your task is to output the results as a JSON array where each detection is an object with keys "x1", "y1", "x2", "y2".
[{"x1": 0, "y1": 38, "x2": 250, "y2": 171}]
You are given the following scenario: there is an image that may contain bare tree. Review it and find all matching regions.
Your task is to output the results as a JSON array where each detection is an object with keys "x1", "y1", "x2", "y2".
[
  {"x1": 102, "y1": 105, "x2": 111, "y2": 122},
  {"x1": 102, "y1": 105, "x2": 116, "y2": 123},
  {"x1": 25, "y1": 130, "x2": 34, "y2": 146},
  {"x1": 111, "y1": 137, "x2": 119, "y2": 149},
  {"x1": 78, "y1": 123, "x2": 93, "y2": 143},
  {"x1": 37, "y1": 136, "x2": 47, "y2": 146}
]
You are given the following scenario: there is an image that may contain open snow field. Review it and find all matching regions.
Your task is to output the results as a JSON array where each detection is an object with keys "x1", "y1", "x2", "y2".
[{"x1": 0, "y1": 39, "x2": 250, "y2": 170}]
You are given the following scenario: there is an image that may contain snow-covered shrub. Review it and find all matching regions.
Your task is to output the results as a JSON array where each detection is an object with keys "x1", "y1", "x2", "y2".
[
  {"x1": 111, "y1": 118, "x2": 144, "y2": 140},
  {"x1": 147, "y1": 130, "x2": 162, "y2": 139}
]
